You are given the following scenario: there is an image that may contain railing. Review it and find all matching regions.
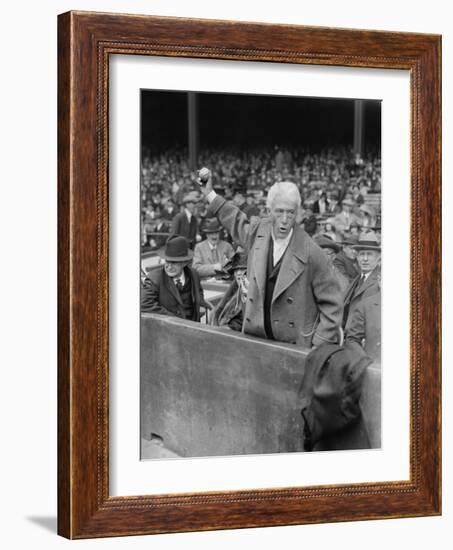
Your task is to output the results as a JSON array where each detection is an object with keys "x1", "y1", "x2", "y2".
[{"x1": 141, "y1": 314, "x2": 381, "y2": 458}]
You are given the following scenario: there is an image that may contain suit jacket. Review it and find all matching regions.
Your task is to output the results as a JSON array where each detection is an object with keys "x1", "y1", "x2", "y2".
[
  {"x1": 141, "y1": 266, "x2": 207, "y2": 321},
  {"x1": 192, "y1": 239, "x2": 234, "y2": 278},
  {"x1": 170, "y1": 211, "x2": 198, "y2": 248},
  {"x1": 345, "y1": 292, "x2": 381, "y2": 363},
  {"x1": 208, "y1": 196, "x2": 343, "y2": 348},
  {"x1": 342, "y1": 267, "x2": 380, "y2": 328}
]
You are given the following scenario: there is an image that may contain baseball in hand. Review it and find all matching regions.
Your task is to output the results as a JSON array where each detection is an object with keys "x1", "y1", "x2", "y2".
[{"x1": 198, "y1": 167, "x2": 211, "y2": 184}]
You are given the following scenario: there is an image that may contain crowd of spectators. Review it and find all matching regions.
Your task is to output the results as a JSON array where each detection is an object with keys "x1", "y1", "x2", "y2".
[{"x1": 141, "y1": 145, "x2": 381, "y2": 251}]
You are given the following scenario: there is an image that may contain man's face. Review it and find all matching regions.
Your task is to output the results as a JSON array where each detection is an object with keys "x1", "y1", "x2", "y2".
[
  {"x1": 206, "y1": 232, "x2": 219, "y2": 245},
  {"x1": 343, "y1": 245, "x2": 357, "y2": 260},
  {"x1": 270, "y1": 197, "x2": 298, "y2": 239},
  {"x1": 164, "y1": 260, "x2": 185, "y2": 278},
  {"x1": 185, "y1": 201, "x2": 195, "y2": 214},
  {"x1": 342, "y1": 203, "x2": 352, "y2": 214},
  {"x1": 357, "y1": 249, "x2": 380, "y2": 273}
]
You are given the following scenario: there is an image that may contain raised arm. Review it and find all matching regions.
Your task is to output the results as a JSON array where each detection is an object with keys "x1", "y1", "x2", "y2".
[{"x1": 197, "y1": 167, "x2": 253, "y2": 251}]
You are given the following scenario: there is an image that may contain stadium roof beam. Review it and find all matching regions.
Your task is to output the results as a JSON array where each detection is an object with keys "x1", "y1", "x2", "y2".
[{"x1": 188, "y1": 92, "x2": 199, "y2": 170}]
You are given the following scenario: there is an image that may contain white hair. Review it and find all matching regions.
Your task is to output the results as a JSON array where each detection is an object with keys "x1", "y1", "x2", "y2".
[{"x1": 266, "y1": 181, "x2": 301, "y2": 209}]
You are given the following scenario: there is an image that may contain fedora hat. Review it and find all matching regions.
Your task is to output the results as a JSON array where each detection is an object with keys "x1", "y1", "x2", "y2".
[
  {"x1": 341, "y1": 198, "x2": 355, "y2": 207},
  {"x1": 340, "y1": 232, "x2": 359, "y2": 246},
  {"x1": 353, "y1": 231, "x2": 381, "y2": 251},
  {"x1": 204, "y1": 218, "x2": 222, "y2": 233},
  {"x1": 182, "y1": 191, "x2": 200, "y2": 205},
  {"x1": 159, "y1": 235, "x2": 193, "y2": 262}
]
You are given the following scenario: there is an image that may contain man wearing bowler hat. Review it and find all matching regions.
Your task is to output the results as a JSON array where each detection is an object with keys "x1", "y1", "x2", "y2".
[
  {"x1": 169, "y1": 191, "x2": 200, "y2": 248},
  {"x1": 192, "y1": 218, "x2": 234, "y2": 279},
  {"x1": 342, "y1": 231, "x2": 381, "y2": 329},
  {"x1": 141, "y1": 235, "x2": 209, "y2": 321}
]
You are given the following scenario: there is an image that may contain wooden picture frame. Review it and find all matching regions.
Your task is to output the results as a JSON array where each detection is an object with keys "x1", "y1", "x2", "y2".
[{"x1": 58, "y1": 11, "x2": 441, "y2": 539}]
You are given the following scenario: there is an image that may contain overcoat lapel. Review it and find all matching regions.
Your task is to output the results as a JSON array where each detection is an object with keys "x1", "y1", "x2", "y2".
[
  {"x1": 251, "y1": 223, "x2": 271, "y2": 296},
  {"x1": 272, "y1": 228, "x2": 307, "y2": 303},
  {"x1": 352, "y1": 269, "x2": 379, "y2": 301}
]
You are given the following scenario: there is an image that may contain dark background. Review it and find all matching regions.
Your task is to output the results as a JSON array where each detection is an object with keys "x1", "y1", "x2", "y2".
[{"x1": 141, "y1": 90, "x2": 381, "y2": 152}]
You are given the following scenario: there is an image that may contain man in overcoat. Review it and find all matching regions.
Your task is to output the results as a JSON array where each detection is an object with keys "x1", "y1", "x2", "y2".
[
  {"x1": 141, "y1": 235, "x2": 209, "y2": 321},
  {"x1": 342, "y1": 232, "x2": 381, "y2": 329},
  {"x1": 169, "y1": 191, "x2": 199, "y2": 248},
  {"x1": 197, "y1": 168, "x2": 343, "y2": 348}
]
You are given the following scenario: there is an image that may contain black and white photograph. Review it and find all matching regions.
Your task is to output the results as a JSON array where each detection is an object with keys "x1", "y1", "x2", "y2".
[{"x1": 140, "y1": 90, "x2": 382, "y2": 459}]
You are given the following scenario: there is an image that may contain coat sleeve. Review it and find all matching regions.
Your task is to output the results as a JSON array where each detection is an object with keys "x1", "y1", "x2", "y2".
[
  {"x1": 208, "y1": 196, "x2": 254, "y2": 251},
  {"x1": 192, "y1": 244, "x2": 217, "y2": 278},
  {"x1": 141, "y1": 276, "x2": 174, "y2": 316},
  {"x1": 310, "y1": 247, "x2": 343, "y2": 347},
  {"x1": 344, "y1": 303, "x2": 370, "y2": 355}
]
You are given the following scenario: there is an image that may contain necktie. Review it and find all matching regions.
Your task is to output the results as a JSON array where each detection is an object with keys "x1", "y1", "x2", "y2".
[
  {"x1": 211, "y1": 247, "x2": 218, "y2": 263},
  {"x1": 175, "y1": 277, "x2": 183, "y2": 291}
]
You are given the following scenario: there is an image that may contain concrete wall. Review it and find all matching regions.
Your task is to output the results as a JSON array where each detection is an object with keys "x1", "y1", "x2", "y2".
[{"x1": 141, "y1": 314, "x2": 380, "y2": 457}]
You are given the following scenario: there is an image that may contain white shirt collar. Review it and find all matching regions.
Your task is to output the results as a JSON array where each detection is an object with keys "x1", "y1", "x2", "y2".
[
  {"x1": 271, "y1": 227, "x2": 293, "y2": 265},
  {"x1": 207, "y1": 240, "x2": 217, "y2": 250},
  {"x1": 184, "y1": 208, "x2": 192, "y2": 222}
]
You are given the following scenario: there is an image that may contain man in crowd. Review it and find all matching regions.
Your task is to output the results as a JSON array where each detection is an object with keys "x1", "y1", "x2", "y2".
[
  {"x1": 342, "y1": 232, "x2": 381, "y2": 329},
  {"x1": 334, "y1": 198, "x2": 362, "y2": 236},
  {"x1": 170, "y1": 191, "x2": 199, "y2": 248},
  {"x1": 141, "y1": 235, "x2": 209, "y2": 321},
  {"x1": 192, "y1": 218, "x2": 234, "y2": 279},
  {"x1": 198, "y1": 167, "x2": 343, "y2": 348},
  {"x1": 333, "y1": 234, "x2": 360, "y2": 283}
]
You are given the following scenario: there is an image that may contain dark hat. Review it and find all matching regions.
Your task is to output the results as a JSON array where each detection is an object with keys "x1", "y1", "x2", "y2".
[
  {"x1": 215, "y1": 251, "x2": 248, "y2": 280},
  {"x1": 341, "y1": 232, "x2": 359, "y2": 246},
  {"x1": 313, "y1": 234, "x2": 341, "y2": 253},
  {"x1": 353, "y1": 231, "x2": 381, "y2": 252},
  {"x1": 204, "y1": 218, "x2": 222, "y2": 233},
  {"x1": 159, "y1": 235, "x2": 193, "y2": 262}
]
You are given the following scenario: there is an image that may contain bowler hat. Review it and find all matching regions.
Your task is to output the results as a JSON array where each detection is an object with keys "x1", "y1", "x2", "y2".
[
  {"x1": 353, "y1": 231, "x2": 381, "y2": 252},
  {"x1": 159, "y1": 235, "x2": 193, "y2": 262},
  {"x1": 204, "y1": 218, "x2": 222, "y2": 233}
]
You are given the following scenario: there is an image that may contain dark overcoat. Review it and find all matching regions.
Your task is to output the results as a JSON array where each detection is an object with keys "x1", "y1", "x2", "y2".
[
  {"x1": 342, "y1": 267, "x2": 380, "y2": 328},
  {"x1": 208, "y1": 196, "x2": 343, "y2": 348},
  {"x1": 141, "y1": 266, "x2": 206, "y2": 321},
  {"x1": 345, "y1": 292, "x2": 381, "y2": 363},
  {"x1": 170, "y1": 211, "x2": 198, "y2": 248}
]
